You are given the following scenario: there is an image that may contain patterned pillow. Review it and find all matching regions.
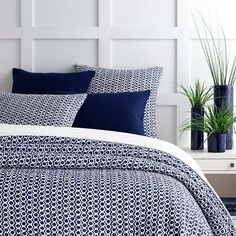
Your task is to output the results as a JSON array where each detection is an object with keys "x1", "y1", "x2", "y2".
[
  {"x1": 0, "y1": 93, "x2": 87, "y2": 127},
  {"x1": 74, "y1": 64, "x2": 163, "y2": 138}
]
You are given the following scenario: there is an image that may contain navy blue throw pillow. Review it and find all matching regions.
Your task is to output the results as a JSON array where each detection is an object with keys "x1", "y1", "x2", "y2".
[
  {"x1": 73, "y1": 90, "x2": 150, "y2": 135},
  {"x1": 12, "y1": 68, "x2": 95, "y2": 94}
]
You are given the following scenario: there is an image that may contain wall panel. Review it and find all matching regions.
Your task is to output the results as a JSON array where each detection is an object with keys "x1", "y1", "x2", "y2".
[
  {"x1": 190, "y1": 40, "x2": 212, "y2": 86},
  {"x1": 112, "y1": 39, "x2": 177, "y2": 93},
  {"x1": 190, "y1": 0, "x2": 236, "y2": 35},
  {"x1": 157, "y1": 106, "x2": 177, "y2": 144},
  {"x1": 34, "y1": 0, "x2": 98, "y2": 27},
  {"x1": 34, "y1": 39, "x2": 98, "y2": 72},
  {"x1": 0, "y1": 39, "x2": 20, "y2": 91},
  {"x1": 112, "y1": 0, "x2": 177, "y2": 27},
  {"x1": 0, "y1": 0, "x2": 20, "y2": 27}
]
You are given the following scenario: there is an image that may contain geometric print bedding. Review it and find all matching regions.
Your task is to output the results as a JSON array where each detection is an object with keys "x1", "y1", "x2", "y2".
[
  {"x1": 0, "y1": 135, "x2": 235, "y2": 235},
  {"x1": 74, "y1": 64, "x2": 163, "y2": 138},
  {"x1": 0, "y1": 92, "x2": 87, "y2": 127}
]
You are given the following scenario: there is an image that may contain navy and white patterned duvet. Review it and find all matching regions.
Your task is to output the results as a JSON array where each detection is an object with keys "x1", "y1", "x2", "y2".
[{"x1": 0, "y1": 135, "x2": 235, "y2": 236}]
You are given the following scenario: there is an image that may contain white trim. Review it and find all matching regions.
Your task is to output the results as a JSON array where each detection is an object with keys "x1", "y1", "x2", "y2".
[
  {"x1": 176, "y1": 0, "x2": 190, "y2": 146},
  {"x1": 98, "y1": 0, "x2": 111, "y2": 67},
  {"x1": 33, "y1": 27, "x2": 100, "y2": 39},
  {"x1": 20, "y1": 0, "x2": 34, "y2": 71},
  {"x1": 111, "y1": 27, "x2": 179, "y2": 39}
]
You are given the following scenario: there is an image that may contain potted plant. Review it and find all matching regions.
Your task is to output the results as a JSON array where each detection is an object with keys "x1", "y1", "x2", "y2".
[
  {"x1": 179, "y1": 80, "x2": 212, "y2": 150},
  {"x1": 181, "y1": 104, "x2": 236, "y2": 153},
  {"x1": 194, "y1": 16, "x2": 236, "y2": 149}
]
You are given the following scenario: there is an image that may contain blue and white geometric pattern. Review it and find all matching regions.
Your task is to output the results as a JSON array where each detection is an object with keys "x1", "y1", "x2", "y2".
[
  {"x1": 0, "y1": 92, "x2": 87, "y2": 127},
  {"x1": 74, "y1": 64, "x2": 163, "y2": 138},
  {"x1": 0, "y1": 135, "x2": 235, "y2": 235}
]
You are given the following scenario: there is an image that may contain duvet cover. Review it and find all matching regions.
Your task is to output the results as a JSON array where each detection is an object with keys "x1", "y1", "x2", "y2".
[{"x1": 0, "y1": 124, "x2": 235, "y2": 236}]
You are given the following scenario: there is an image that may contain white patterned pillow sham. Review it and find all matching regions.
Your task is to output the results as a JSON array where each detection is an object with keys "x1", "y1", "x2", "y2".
[
  {"x1": 74, "y1": 64, "x2": 163, "y2": 138},
  {"x1": 0, "y1": 93, "x2": 87, "y2": 127}
]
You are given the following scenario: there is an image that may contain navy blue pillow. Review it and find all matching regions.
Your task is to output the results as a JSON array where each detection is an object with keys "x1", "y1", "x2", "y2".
[
  {"x1": 73, "y1": 90, "x2": 150, "y2": 135},
  {"x1": 12, "y1": 68, "x2": 95, "y2": 94}
]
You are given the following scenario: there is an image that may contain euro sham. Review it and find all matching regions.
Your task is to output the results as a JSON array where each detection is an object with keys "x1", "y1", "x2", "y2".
[{"x1": 74, "y1": 64, "x2": 163, "y2": 138}]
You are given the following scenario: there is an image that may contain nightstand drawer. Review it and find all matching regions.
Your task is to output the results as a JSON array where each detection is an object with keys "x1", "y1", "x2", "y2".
[{"x1": 196, "y1": 159, "x2": 236, "y2": 171}]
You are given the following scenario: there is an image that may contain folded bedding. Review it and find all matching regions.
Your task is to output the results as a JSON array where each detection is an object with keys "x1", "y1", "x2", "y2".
[{"x1": 0, "y1": 124, "x2": 235, "y2": 236}]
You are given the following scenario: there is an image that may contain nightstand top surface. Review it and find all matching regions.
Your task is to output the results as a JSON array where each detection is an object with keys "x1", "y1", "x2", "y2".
[{"x1": 181, "y1": 147, "x2": 236, "y2": 159}]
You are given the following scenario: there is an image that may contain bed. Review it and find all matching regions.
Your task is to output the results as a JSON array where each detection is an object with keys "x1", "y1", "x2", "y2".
[
  {"x1": 0, "y1": 65, "x2": 235, "y2": 235},
  {"x1": 0, "y1": 124, "x2": 235, "y2": 235}
]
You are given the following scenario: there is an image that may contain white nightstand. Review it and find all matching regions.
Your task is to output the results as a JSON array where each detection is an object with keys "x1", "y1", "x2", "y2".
[
  {"x1": 182, "y1": 148, "x2": 236, "y2": 174},
  {"x1": 182, "y1": 148, "x2": 236, "y2": 226}
]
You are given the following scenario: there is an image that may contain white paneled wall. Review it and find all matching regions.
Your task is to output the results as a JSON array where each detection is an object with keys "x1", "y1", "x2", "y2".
[{"x1": 0, "y1": 0, "x2": 236, "y2": 146}]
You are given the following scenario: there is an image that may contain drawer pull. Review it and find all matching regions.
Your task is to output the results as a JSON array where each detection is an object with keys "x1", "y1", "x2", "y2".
[{"x1": 230, "y1": 163, "x2": 235, "y2": 168}]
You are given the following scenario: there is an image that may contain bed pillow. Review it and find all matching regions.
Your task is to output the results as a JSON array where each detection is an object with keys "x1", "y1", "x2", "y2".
[
  {"x1": 0, "y1": 92, "x2": 87, "y2": 127},
  {"x1": 74, "y1": 64, "x2": 163, "y2": 138},
  {"x1": 73, "y1": 90, "x2": 150, "y2": 135},
  {"x1": 12, "y1": 68, "x2": 95, "y2": 94}
]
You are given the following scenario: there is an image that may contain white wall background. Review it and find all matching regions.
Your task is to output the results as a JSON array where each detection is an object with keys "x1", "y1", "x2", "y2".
[{"x1": 0, "y1": 0, "x2": 236, "y2": 147}]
